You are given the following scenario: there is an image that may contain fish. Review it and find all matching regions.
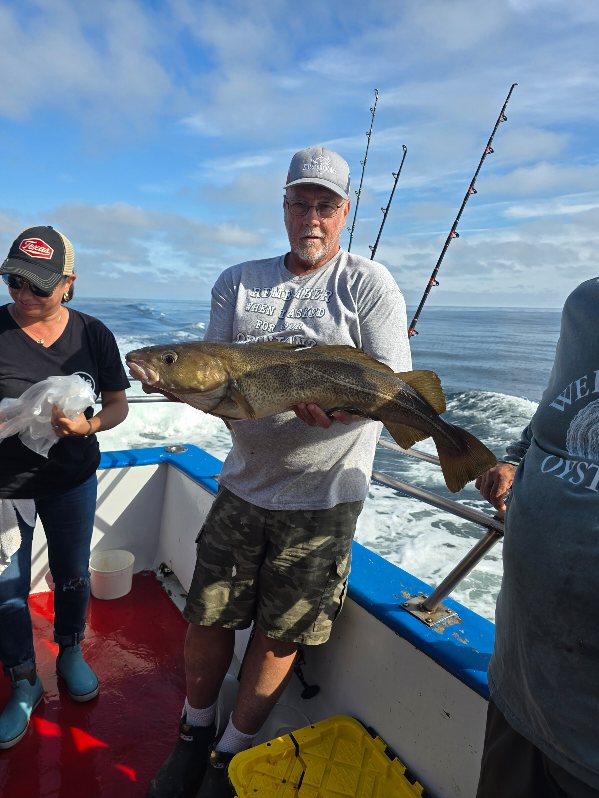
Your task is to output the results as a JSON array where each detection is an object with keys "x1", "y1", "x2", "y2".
[{"x1": 125, "y1": 341, "x2": 497, "y2": 492}]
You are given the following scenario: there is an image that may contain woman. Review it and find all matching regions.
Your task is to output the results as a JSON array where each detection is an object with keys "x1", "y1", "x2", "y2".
[{"x1": 0, "y1": 225, "x2": 129, "y2": 749}]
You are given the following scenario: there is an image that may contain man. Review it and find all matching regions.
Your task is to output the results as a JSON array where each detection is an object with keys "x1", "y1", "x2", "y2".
[
  {"x1": 147, "y1": 146, "x2": 412, "y2": 798},
  {"x1": 476, "y1": 277, "x2": 599, "y2": 797}
]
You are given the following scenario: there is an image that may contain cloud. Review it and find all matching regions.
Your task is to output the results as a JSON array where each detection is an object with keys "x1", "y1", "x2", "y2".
[
  {"x1": 0, "y1": 1, "x2": 173, "y2": 137},
  {"x1": 487, "y1": 163, "x2": 599, "y2": 197},
  {"x1": 504, "y1": 194, "x2": 599, "y2": 219},
  {"x1": 0, "y1": 0, "x2": 598, "y2": 309},
  {"x1": 180, "y1": 112, "x2": 219, "y2": 137},
  {"x1": 372, "y1": 204, "x2": 599, "y2": 310},
  {"x1": 0, "y1": 200, "x2": 266, "y2": 299}
]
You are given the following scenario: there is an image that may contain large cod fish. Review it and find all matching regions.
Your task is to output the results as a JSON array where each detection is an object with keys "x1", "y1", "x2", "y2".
[{"x1": 125, "y1": 341, "x2": 496, "y2": 493}]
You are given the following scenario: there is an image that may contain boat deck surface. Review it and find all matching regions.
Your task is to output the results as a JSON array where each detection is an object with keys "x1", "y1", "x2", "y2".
[{"x1": 0, "y1": 573, "x2": 187, "y2": 798}]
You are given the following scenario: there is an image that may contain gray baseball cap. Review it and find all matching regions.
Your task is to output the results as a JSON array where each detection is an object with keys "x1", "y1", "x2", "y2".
[{"x1": 284, "y1": 146, "x2": 350, "y2": 200}]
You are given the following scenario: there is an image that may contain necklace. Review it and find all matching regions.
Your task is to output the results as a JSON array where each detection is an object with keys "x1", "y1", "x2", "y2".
[{"x1": 10, "y1": 306, "x2": 64, "y2": 346}]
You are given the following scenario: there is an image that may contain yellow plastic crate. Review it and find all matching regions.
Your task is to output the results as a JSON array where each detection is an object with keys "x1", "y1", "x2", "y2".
[{"x1": 228, "y1": 714, "x2": 425, "y2": 797}]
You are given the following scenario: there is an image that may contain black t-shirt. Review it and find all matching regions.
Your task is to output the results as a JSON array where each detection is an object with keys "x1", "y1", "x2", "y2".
[{"x1": 0, "y1": 304, "x2": 130, "y2": 498}]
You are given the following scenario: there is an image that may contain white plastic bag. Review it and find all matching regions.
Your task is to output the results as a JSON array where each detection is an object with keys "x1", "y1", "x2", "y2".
[{"x1": 0, "y1": 375, "x2": 96, "y2": 457}]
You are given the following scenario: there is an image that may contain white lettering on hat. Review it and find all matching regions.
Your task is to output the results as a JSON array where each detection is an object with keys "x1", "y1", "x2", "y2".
[
  {"x1": 19, "y1": 238, "x2": 54, "y2": 260},
  {"x1": 303, "y1": 155, "x2": 336, "y2": 175}
]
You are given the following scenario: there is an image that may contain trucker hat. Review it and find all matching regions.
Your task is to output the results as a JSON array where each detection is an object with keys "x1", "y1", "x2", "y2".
[
  {"x1": 0, "y1": 226, "x2": 75, "y2": 291},
  {"x1": 284, "y1": 146, "x2": 351, "y2": 200}
]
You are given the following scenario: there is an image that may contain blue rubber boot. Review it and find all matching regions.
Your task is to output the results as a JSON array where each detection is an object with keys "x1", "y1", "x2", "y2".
[
  {"x1": 0, "y1": 675, "x2": 44, "y2": 749},
  {"x1": 56, "y1": 644, "x2": 99, "y2": 702}
]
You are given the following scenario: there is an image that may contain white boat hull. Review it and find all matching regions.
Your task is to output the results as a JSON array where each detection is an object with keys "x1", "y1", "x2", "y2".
[{"x1": 29, "y1": 444, "x2": 491, "y2": 797}]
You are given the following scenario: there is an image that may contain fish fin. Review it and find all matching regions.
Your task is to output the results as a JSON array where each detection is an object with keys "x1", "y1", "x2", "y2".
[
  {"x1": 274, "y1": 342, "x2": 397, "y2": 374},
  {"x1": 395, "y1": 370, "x2": 446, "y2": 414},
  {"x1": 228, "y1": 383, "x2": 256, "y2": 419},
  {"x1": 383, "y1": 421, "x2": 431, "y2": 450},
  {"x1": 256, "y1": 341, "x2": 306, "y2": 352},
  {"x1": 311, "y1": 345, "x2": 397, "y2": 373},
  {"x1": 256, "y1": 342, "x2": 399, "y2": 376},
  {"x1": 433, "y1": 425, "x2": 497, "y2": 493},
  {"x1": 191, "y1": 381, "x2": 255, "y2": 420}
]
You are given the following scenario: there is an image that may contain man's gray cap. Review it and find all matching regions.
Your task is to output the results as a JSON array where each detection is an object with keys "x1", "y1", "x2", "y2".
[{"x1": 284, "y1": 146, "x2": 350, "y2": 200}]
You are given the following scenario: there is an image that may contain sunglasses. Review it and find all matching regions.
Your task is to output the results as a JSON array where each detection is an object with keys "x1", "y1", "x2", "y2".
[{"x1": 2, "y1": 273, "x2": 54, "y2": 298}]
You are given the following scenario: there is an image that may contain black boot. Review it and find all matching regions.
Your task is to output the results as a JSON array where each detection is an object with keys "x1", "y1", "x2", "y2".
[
  {"x1": 196, "y1": 749, "x2": 235, "y2": 798},
  {"x1": 146, "y1": 716, "x2": 216, "y2": 798}
]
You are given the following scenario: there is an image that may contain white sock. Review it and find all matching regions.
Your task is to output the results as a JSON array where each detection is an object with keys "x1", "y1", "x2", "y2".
[
  {"x1": 216, "y1": 714, "x2": 256, "y2": 754},
  {"x1": 182, "y1": 696, "x2": 217, "y2": 727}
]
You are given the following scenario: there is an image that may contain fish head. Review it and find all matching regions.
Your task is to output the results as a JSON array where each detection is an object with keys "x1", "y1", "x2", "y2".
[{"x1": 125, "y1": 344, "x2": 228, "y2": 395}]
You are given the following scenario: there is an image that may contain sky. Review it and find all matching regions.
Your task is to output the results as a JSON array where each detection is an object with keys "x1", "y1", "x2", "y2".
[{"x1": 1, "y1": 0, "x2": 598, "y2": 311}]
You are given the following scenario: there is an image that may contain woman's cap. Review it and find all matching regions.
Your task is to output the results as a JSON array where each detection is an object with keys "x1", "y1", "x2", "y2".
[
  {"x1": 0, "y1": 226, "x2": 75, "y2": 291},
  {"x1": 284, "y1": 146, "x2": 351, "y2": 200}
]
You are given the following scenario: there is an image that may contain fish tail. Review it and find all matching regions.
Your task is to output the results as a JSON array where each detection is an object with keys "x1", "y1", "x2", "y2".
[{"x1": 433, "y1": 425, "x2": 497, "y2": 493}]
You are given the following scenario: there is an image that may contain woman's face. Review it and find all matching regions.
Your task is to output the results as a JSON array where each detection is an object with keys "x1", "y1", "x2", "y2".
[{"x1": 6, "y1": 274, "x2": 75, "y2": 318}]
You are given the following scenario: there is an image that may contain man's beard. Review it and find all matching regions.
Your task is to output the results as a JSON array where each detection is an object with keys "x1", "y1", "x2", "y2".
[
  {"x1": 294, "y1": 241, "x2": 326, "y2": 266},
  {"x1": 292, "y1": 227, "x2": 330, "y2": 267}
]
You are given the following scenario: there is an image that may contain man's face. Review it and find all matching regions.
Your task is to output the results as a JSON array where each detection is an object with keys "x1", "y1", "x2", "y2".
[{"x1": 284, "y1": 185, "x2": 350, "y2": 273}]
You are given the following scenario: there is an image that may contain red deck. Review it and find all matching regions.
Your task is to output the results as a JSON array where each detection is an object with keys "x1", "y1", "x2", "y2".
[{"x1": 0, "y1": 573, "x2": 188, "y2": 798}]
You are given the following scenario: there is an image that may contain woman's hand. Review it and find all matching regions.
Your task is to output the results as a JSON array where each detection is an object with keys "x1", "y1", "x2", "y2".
[
  {"x1": 51, "y1": 390, "x2": 128, "y2": 437},
  {"x1": 51, "y1": 407, "x2": 93, "y2": 437}
]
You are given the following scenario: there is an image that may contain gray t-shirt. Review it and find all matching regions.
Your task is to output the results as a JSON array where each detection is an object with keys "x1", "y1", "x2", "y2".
[
  {"x1": 205, "y1": 250, "x2": 412, "y2": 510},
  {"x1": 489, "y1": 277, "x2": 599, "y2": 788}
]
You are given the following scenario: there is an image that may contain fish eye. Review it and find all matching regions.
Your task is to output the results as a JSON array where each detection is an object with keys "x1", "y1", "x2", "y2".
[{"x1": 161, "y1": 351, "x2": 178, "y2": 365}]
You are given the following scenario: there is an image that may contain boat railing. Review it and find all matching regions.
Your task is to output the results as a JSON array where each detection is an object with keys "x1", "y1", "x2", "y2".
[
  {"x1": 375, "y1": 439, "x2": 503, "y2": 627},
  {"x1": 126, "y1": 395, "x2": 172, "y2": 402},
  {"x1": 122, "y1": 394, "x2": 503, "y2": 629}
]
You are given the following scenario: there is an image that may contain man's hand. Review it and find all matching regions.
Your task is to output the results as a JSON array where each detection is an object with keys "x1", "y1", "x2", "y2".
[
  {"x1": 291, "y1": 403, "x2": 355, "y2": 428},
  {"x1": 475, "y1": 462, "x2": 517, "y2": 512}
]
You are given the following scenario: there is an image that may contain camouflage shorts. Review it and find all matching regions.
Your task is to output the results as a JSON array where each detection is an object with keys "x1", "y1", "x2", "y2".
[{"x1": 183, "y1": 487, "x2": 363, "y2": 645}]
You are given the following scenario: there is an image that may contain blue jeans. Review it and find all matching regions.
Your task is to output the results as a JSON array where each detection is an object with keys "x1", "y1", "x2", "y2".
[{"x1": 0, "y1": 474, "x2": 97, "y2": 677}]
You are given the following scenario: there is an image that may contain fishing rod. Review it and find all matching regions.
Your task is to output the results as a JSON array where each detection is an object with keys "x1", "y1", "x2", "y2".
[
  {"x1": 369, "y1": 144, "x2": 408, "y2": 260},
  {"x1": 347, "y1": 89, "x2": 379, "y2": 253},
  {"x1": 408, "y1": 82, "x2": 518, "y2": 338}
]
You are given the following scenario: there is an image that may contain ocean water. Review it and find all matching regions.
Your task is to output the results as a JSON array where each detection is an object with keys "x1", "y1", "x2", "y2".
[{"x1": 75, "y1": 297, "x2": 562, "y2": 622}]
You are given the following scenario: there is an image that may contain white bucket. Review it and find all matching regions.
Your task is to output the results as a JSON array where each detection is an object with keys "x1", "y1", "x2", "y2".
[
  {"x1": 253, "y1": 703, "x2": 311, "y2": 745},
  {"x1": 89, "y1": 549, "x2": 135, "y2": 600}
]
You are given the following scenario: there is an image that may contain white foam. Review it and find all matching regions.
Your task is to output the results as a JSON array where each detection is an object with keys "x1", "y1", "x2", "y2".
[
  {"x1": 356, "y1": 481, "x2": 503, "y2": 622},
  {"x1": 99, "y1": 402, "x2": 233, "y2": 460}
]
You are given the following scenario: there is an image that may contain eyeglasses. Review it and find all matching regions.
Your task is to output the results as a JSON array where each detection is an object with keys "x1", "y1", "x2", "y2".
[
  {"x1": 284, "y1": 198, "x2": 344, "y2": 219},
  {"x1": 2, "y1": 274, "x2": 54, "y2": 298}
]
